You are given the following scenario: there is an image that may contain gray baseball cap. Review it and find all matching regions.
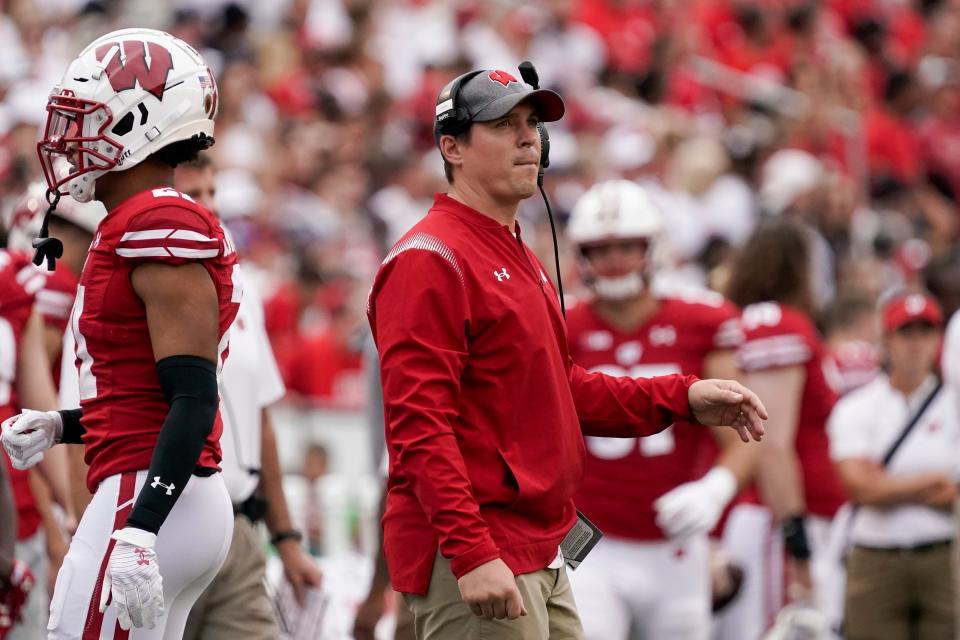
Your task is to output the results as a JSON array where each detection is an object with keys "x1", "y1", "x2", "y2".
[{"x1": 434, "y1": 68, "x2": 565, "y2": 138}]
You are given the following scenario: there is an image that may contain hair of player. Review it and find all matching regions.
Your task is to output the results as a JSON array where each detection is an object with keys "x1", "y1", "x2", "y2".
[
  {"x1": 441, "y1": 127, "x2": 472, "y2": 184},
  {"x1": 725, "y1": 217, "x2": 815, "y2": 315},
  {"x1": 152, "y1": 133, "x2": 215, "y2": 169},
  {"x1": 821, "y1": 289, "x2": 877, "y2": 336},
  {"x1": 177, "y1": 151, "x2": 214, "y2": 172}
]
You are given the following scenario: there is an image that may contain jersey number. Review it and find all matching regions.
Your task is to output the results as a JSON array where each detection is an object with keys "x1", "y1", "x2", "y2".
[{"x1": 584, "y1": 363, "x2": 681, "y2": 460}]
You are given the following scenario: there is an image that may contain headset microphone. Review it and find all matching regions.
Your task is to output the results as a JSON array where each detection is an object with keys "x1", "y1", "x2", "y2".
[{"x1": 518, "y1": 60, "x2": 564, "y2": 316}]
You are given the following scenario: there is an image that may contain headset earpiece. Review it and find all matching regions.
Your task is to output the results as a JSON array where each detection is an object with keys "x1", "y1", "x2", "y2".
[{"x1": 435, "y1": 70, "x2": 484, "y2": 138}]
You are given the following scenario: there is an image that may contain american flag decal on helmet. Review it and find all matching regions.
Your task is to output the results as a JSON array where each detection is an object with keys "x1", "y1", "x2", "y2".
[{"x1": 198, "y1": 74, "x2": 212, "y2": 88}]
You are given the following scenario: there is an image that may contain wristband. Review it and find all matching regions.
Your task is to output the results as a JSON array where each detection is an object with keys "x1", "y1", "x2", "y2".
[
  {"x1": 271, "y1": 529, "x2": 303, "y2": 546},
  {"x1": 782, "y1": 515, "x2": 811, "y2": 560},
  {"x1": 57, "y1": 409, "x2": 83, "y2": 443}
]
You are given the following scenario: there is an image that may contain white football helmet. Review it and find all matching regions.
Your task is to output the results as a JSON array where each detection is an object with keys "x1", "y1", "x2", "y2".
[
  {"x1": 37, "y1": 28, "x2": 219, "y2": 203},
  {"x1": 5, "y1": 182, "x2": 107, "y2": 252},
  {"x1": 567, "y1": 180, "x2": 664, "y2": 301}
]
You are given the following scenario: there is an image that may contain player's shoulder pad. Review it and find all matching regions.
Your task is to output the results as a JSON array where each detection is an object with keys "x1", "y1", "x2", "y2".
[
  {"x1": 0, "y1": 249, "x2": 46, "y2": 299},
  {"x1": 114, "y1": 188, "x2": 232, "y2": 263}
]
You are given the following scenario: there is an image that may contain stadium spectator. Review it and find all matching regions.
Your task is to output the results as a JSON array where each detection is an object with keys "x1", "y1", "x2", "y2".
[{"x1": 828, "y1": 292, "x2": 956, "y2": 640}]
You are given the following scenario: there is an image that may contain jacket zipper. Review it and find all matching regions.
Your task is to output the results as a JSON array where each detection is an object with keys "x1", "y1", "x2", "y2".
[{"x1": 510, "y1": 227, "x2": 544, "y2": 290}]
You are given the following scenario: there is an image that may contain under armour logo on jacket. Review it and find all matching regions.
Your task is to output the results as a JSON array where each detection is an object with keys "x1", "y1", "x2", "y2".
[
  {"x1": 150, "y1": 476, "x2": 175, "y2": 495},
  {"x1": 494, "y1": 268, "x2": 510, "y2": 282}
]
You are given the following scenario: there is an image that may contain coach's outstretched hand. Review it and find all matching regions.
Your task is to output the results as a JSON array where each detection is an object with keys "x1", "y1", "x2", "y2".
[{"x1": 688, "y1": 379, "x2": 767, "y2": 443}]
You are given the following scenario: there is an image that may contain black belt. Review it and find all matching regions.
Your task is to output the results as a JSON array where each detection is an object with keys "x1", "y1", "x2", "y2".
[
  {"x1": 855, "y1": 539, "x2": 952, "y2": 553},
  {"x1": 233, "y1": 493, "x2": 268, "y2": 523}
]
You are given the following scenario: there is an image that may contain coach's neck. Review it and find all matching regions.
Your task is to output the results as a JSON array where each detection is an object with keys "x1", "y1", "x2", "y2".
[{"x1": 448, "y1": 180, "x2": 520, "y2": 232}]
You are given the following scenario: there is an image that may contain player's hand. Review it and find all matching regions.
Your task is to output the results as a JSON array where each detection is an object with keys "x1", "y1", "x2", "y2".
[
  {"x1": 654, "y1": 467, "x2": 737, "y2": 541},
  {"x1": 98, "y1": 527, "x2": 164, "y2": 630},
  {"x1": 784, "y1": 557, "x2": 812, "y2": 603},
  {"x1": 1, "y1": 410, "x2": 63, "y2": 469},
  {"x1": 457, "y1": 558, "x2": 527, "y2": 620},
  {"x1": 277, "y1": 539, "x2": 323, "y2": 606},
  {"x1": 688, "y1": 379, "x2": 767, "y2": 442},
  {"x1": 352, "y1": 589, "x2": 386, "y2": 640}
]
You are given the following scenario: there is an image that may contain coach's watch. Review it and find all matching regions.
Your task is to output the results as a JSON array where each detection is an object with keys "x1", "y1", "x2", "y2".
[{"x1": 270, "y1": 528, "x2": 303, "y2": 546}]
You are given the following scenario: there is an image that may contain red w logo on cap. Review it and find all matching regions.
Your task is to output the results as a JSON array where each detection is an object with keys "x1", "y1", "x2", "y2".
[{"x1": 488, "y1": 70, "x2": 518, "y2": 86}]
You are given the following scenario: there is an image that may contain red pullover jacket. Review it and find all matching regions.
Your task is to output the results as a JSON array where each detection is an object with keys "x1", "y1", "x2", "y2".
[{"x1": 368, "y1": 194, "x2": 698, "y2": 594}]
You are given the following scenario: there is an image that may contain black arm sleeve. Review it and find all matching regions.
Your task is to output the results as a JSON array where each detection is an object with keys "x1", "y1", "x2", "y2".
[
  {"x1": 57, "y1": 409, "x2": 84, "y2": 444},
  {"x1": 125, "y1": 355, "x2": 219, "y2": 534}
]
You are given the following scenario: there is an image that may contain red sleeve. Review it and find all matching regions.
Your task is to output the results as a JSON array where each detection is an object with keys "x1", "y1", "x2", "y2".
[
  {"x1": 570, "y1": 363, "x2": 698, "y2": 437},
  {"x1": 115, "y1": 205, "x2": 223, "y2": 266},
  {"x1": 370, "y1": 243, "x2": 499, "y2": 579},
  {"x1": 737, "y1": 304, "x2": 814, "y2": 372}
]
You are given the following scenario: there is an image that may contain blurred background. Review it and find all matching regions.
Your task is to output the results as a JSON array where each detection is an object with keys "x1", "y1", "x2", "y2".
[{"x1": 4, "y1": 0, "x2": 960, "y2": 637}]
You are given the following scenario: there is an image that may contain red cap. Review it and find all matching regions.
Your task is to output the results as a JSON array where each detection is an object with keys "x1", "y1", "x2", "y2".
[{"x1": 883, "y1": 293, "x2": 944, "y2": 332}]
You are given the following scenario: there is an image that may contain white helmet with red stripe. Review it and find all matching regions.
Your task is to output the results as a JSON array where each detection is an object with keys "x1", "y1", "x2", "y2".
[
  {"x1": 567, "y1": 180, "x2": 664, "y2": 300},
  {"x1": 38, "y1": 28, "x2": 219, "y2": 203}
]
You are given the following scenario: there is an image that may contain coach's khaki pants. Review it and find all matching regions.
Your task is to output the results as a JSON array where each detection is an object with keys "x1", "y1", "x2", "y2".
[
  {"x1": 844, "y1": 543, "x2": 954, "y2": 640},
  {"x1": 403, "y1": 553, "x2": 585, "y2": 640},
  {"x1": 183, "y1": 515, "x2": 278, "y2": 640}
]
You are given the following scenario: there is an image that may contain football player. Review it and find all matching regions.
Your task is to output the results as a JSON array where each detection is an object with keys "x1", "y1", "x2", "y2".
[
  {"x1": 564, "y1": 180, "x2": 757, "y2": 640},
  {"x1": 6, "y1": 183, "x2": 106, "y2": 517},
  {"x1": 716, "y1": 218, "x2": 845, "y2": 639},
  {"x1": 1, "y1": 28, "x2": 240, "y2": 638},
  {"x1": 0, "y1": 247, "x2": 57, "y2": 639}
]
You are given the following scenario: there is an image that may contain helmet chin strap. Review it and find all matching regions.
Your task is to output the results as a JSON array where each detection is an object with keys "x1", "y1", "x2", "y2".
[
  {"x1": 32, "y1": 189, "x2": 65, "y2": 271},
  {"x1": 592, "y1": 273, "x2": 645, "y2": 301}
]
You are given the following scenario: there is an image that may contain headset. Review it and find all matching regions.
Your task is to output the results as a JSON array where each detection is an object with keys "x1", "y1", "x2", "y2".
[{"x1": 435, "y1": 61, "x2": 565, "y2": 314}]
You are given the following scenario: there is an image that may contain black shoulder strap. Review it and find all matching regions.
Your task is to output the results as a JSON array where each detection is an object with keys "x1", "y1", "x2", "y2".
[{"x1": 880, "y1": 378, "x2": 942, "y2": 468}]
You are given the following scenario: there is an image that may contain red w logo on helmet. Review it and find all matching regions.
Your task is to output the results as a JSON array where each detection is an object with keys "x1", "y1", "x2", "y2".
[
  {"x1": 95, "y1": 41, "x2": 174, "y2": 101},
  {"x1": 488, "y1": 70, "x2": 518, "y2": 86}
]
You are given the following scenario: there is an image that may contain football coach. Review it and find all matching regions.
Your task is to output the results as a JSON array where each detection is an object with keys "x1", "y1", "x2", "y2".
[{"x1": 366, "y1": 66, "x2": 768, "y2": 640}]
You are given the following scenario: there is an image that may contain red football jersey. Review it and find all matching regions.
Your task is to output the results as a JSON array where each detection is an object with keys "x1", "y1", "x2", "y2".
[
  {"x1": 737, "y1": 303, "x2": 846, "y2": 518},
  {"x1": 568, "y1": 293, "x2": 743, "y2": 540},
  {"x1": 0, "y1": 250, "x2": 47, "y2": 539},
  {"x1": 70, "y1": 188, "x2": 241, "y2": 492}
]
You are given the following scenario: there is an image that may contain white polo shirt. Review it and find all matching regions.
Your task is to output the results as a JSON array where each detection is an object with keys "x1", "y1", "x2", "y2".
[
  {"x1": 943, "y1": 311, "x2": 960, "y2": 414},
  {"x1": 828, "y1": 374, "x2": 960, "y2": 548},
  {"x1": 219, "y1": 274, "x2": 286, "y2": 504}
]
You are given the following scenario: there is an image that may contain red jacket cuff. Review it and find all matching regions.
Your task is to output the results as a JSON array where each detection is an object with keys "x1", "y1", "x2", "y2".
[{"x1": 448, "y1": 539, "x2": 502, "y2": 579}]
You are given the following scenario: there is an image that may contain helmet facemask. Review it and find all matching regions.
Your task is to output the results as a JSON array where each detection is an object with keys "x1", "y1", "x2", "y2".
[
  {"x1": 579, "y1": 237, "x2": 656, "y2": 302},
  {"x1": 38, "y1": 92, "x2": 123, "y2": 203}
]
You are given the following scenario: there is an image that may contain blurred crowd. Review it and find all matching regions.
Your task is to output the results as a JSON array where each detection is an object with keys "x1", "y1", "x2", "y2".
[
  {"x1": 4, "y1": 0, "x2": 960, "y2": 412},
  {"x1": 5, "y1": 0, "x2": 960, "y2": 637}
]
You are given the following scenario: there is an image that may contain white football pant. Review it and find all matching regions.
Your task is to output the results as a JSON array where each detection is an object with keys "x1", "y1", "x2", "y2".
[
  {"x1": 47, "y1": 470, "x2": 232, "y2": 640},
  {"x1": 570, "y1": 534, "x2": 710, "y2": 640},
  {"x1": 712, "y1": 504, "x2": 835, "y2": 640}
]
